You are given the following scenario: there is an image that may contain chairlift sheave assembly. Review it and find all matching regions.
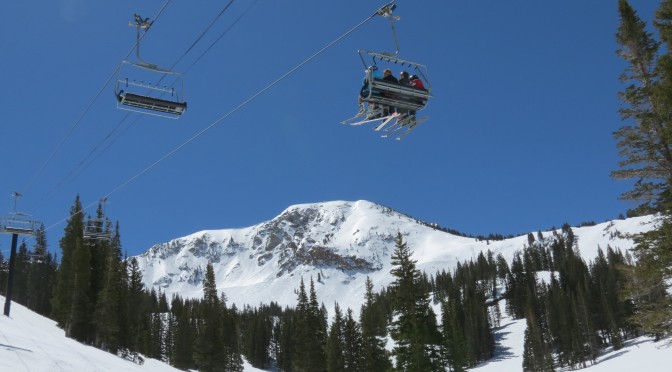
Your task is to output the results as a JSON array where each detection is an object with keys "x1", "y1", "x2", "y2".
[
  {"x1": 343, "y1": 1, "x2": 432, "y2": 139},
  {"x1": 115, "y1": 14, "x2": 187, "y2": 119}
]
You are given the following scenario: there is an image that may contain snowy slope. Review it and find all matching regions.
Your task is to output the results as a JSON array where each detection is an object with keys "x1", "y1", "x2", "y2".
[
  {"x1": 0, "y1": 295, "x2": 266, "y2": 372},
  {"x1": 135, "y1": 200, "x2": 654, "y2": 320},
  {"x1": 1, "y1": 295, "x2": 670, "y2": 371},
  {"x1": 0, "y1": 296, "x2": 180, "y2": 372},
  {"x1": 471, "y1": 317, "x2": 672, "y2": 372}
]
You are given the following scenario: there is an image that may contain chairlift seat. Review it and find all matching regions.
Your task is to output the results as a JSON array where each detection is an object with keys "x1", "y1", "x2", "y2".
[
  {"x1": 84, "y1": 231, "x2": 113, "y2": 240},
  {"x1": 4, "y1": 226, "x2": 34, "y2": 235},
  {"x1": 0, "y1": 217, "x2": 38, "y2": 236},
  {"x1": 357, "y1": 48, "x2": 432, "y2": 112},
  {"x1": 363, "y1": 77, "x2": 430, "y2": 112},
  {"x1": 119, "y1": 92, "x2": 187, "y2": 116}
]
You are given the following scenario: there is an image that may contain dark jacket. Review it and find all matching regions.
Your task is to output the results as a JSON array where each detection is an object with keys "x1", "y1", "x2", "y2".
[{"x1": 383, "y1": 75, "x2": 399, "y2": 84}]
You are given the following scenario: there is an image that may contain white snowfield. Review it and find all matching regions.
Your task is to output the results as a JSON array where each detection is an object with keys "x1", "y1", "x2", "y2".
[
  {"x1": 0, "y1": 296, "x2": 266, "y2": 371},
  {"x1": 0, "y1": 296, "x2": 180, "y2": 372}
]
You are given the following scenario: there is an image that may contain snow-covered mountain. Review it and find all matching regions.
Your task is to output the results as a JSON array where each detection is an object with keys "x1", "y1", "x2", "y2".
[
  {"x1": 3, "y1": 200, "x2": 670, "y2": 372},
  {"x1": 135, "y1": 200, "x2": 654, "y2": 316}
]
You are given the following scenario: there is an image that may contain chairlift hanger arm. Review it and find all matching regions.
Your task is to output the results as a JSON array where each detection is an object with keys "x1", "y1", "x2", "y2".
[
  {"x1": 130, "y1": 13, "x2": 157, "y2": 68},
  {"x1": 373, "y1": 1, "x2": 401, "y2": 57}
]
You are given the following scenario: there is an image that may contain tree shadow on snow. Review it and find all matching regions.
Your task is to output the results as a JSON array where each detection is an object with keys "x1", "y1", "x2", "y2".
[{"x1": 476, "y1": 321, "x2": 518, "y2": 366}]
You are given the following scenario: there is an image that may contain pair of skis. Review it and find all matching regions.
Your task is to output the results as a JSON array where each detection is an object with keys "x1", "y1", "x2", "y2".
[
  {"x1": 341, "y1": 110, "x2": 426, "y2": 140},
  {"x1": 379, "y1": 114, "x2": 427, "y2": 140}
]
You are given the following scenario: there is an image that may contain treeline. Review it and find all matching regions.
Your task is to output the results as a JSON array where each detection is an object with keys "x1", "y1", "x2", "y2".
[{"x1": 2, "y1": 194, "x2": 669, "y2": 371}]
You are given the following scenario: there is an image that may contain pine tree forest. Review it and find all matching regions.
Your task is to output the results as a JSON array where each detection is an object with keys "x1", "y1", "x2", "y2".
[{"x1": 1, "y1": 1, "x2": 671, "y2": 370}]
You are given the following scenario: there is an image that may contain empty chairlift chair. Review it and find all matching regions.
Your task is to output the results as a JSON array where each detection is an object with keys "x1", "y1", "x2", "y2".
[{"x1": 114, "y1": 13, "x2": 187, "y2": 119}]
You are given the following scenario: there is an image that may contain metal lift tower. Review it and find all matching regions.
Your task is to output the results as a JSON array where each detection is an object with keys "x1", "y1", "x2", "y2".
[{"x1": 0, "y1": 192, "x2": 40, "y2": 316}]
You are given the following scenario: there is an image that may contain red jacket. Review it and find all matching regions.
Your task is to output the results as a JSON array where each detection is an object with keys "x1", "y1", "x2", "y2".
[{"x1": 411, "y1": 78, "x2": 425, "y2": 90}]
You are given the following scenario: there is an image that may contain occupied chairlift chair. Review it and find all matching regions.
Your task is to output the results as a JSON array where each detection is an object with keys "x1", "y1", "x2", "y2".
[
  {"x1": 344, "y1": 2, "x2": 432, "y2": 139},
  {"x1": 358, "y1": 3, "x2": 431, "y2": 115},
  {"x1": 358, "y1": 56, "x2": 431, "y2": 114},
  {"x1": 115, "y1": 14, "x2": 187, "y2": 118}
]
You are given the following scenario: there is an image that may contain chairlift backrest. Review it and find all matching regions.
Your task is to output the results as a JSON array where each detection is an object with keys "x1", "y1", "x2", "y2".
[{"x1": 359, "y1": 52, "x2": 431, "y2": 113}]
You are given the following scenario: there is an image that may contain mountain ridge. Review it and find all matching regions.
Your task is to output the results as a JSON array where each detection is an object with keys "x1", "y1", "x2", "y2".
[{"x1": 135, "y1": 200, "x2": 654, "y2": 316}]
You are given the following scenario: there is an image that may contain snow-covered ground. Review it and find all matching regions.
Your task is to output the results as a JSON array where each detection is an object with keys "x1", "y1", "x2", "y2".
[
  {"x1": 471, "y1": 317, "x2": 672, "y2": 372},
  {"x1": 1, "y1": 294, "x2": 670, "y2": 371},
  {"x1": 0, "y1": 296, "x2": 263, "y2": 372}
]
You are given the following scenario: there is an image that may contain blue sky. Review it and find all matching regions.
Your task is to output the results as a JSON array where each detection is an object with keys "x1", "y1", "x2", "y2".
[{"x1": 0, "y1": 0, "x2": 660, "y2": 257}]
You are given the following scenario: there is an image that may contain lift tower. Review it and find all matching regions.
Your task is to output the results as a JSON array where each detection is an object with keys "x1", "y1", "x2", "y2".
[{"x1": 0, "y1": 192, "x2": 40, "y2": 316}]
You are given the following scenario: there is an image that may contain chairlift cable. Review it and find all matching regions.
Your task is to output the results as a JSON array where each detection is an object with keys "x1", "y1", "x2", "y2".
[
  {"x1": 148, "y1": 0, "x2": 244, "y2": 98},
  {"x1": 182, "y1": 0, "x2": 260, "y2": 75},
  {"x1": 20, "y1": 0, "x2": 174, "y2": 197},
  {"x1": 27, "y1": 0, "x2": 248, "y2": 215},
  {"x1": 159, "y1": 0, "x2": 260, "y2": 93},
  {"x1": 26, "y1": 114, "x2": 138, "y2": 214},
  {"x1": 169, "y1": 0, "x2": 236, "y2": 71},
  {"x1": 40, "y1": 2, "x2": 386, "y2": 238}
]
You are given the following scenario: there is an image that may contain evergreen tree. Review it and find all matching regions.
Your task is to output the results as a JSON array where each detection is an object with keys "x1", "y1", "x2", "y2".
[
  {"x1": 360, "y1": 276, "x2": 391, "y2": 372},
  {"x1": 193, "y1": 263, "x2": 227, "y2": 372},
  {"x1": 68, "y1": 224, "x2": 93, "y2": 342},
  {"x1": 293, "y1": 277, "x2": 327, "y2": 372},
  {"x1": 52, "y1": 195, "x2": 91, "y2": 341},
  {"x1": 613, "y1": 0, "x2": 670, "y2": 208},
  {"x1": 522, "y1": 307, "x2": 554, "y2": 371},
  {"x1": 506, "y1": 252, "x2": 530, "y2": 319},
  {"x1": 388, "y1": 232, "x2": 445, "y2": 371},
  {"x1": 222, "y1": 302, "x2": 243, "y2": 371},
  {"x1": 125, "y1": 257, "x2": 147, "y2": 351},
  {"x1": 342, "y1": 308, "x2": 363, "y2": 371},
  {"x1": 441, "y1": 297, "x2": 468, "y2": 372},
  {"x1": 277, "y1": 307, "x2": 296, "y2": 372},
  {"x1": 93, "y1": 225, "x2": 124, "y2": 352},
  {"x1": 26, "y1": 224, "x2": 56, "y2": 316},
  {"x1": 171, "y1": 297, "x2": 196, "y2": 370},
  {"x1": 12, "y1": 240, "x2": 29, "y2": 305},
  {"x1": 326, "y1": 303, "x2": 346, "y2": 372},
  {"x1": 240, "y1": 304, "x2": 274, "y2": 370},
  {"x1": 614, "y1": 0, "x2": 672, "y2": 338}
]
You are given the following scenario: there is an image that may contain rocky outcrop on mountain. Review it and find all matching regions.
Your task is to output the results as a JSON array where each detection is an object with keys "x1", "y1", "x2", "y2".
[{"x1": 136, "y1": 201, "x2": 424, "y2": 291}]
